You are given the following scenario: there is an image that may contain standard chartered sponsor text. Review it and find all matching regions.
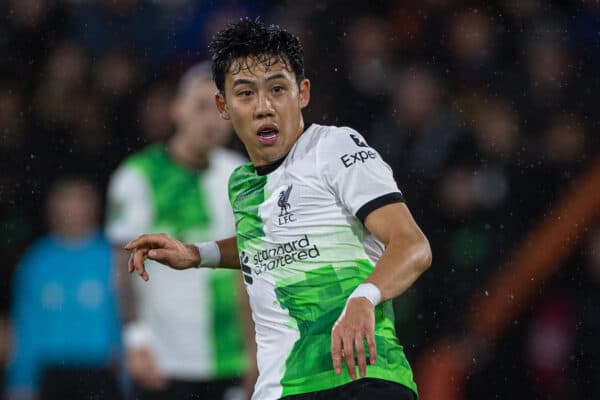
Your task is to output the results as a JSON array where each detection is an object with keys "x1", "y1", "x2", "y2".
[{"x1": 251, "y1": 235, "x2": 320, "y2": 274}]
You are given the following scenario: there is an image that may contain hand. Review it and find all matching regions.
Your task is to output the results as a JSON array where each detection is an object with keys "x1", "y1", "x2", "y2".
[
  {"x1": 124, "y1": 233, "x2": 200, "y2": 281},
  {"x1": 331, "y1": 297, "x2": 377, "y2": 380},
  {"x1": 126, "y1": 347, "x2": 168, "y2": 391}
]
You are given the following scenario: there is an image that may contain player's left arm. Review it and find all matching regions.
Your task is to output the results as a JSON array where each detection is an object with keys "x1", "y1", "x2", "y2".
[
  {"x1": 325, "y1": 128, "x2": 431, "y2": 380},
  {"x1": 363, "y1": 202, "x2": 432, "y2": 301},
  {"x1": 331, "y1": 202, "x2": 431, "y2": 380}
]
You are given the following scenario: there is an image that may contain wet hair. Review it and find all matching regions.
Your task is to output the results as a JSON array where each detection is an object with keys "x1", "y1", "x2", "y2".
[{"x1": 208, "y1": 18, "x2": 305, "y2": 94}]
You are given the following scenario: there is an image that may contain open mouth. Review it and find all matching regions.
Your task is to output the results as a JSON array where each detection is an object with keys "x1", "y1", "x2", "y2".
[{"x1": 257, "y1": 125, "x2": 279, "y2": 145}]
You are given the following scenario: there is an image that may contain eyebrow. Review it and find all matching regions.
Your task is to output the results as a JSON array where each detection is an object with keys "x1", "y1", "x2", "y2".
[
  {"x1": 265, "y1": 73, "x2": 287, "y2": 81},
  {"x1": 232, "y1": 78, "x2": 255, "y2": 88},
  {"x1": 231, "y1": 73, "x2": 289, "y2": 88}
]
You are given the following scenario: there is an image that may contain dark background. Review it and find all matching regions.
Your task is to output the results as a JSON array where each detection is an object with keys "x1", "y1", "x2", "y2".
[{"x1": 1, "y1": 0, "x2": 599, "y2": 399}]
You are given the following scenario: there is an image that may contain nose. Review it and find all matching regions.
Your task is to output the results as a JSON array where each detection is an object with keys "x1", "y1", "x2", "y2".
[{"x1": 254, "y1": 92, "x2": 274, "y2": 119}]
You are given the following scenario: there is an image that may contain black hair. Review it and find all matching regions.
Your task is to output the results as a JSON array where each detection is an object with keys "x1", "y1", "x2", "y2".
[{"x1": 208, "y1": 18, "x2": 305, "y2": 93}]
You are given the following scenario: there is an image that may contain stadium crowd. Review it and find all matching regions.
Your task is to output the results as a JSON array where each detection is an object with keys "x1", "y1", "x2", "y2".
[{"x1": 0, "y1": 0, "x2": 598, "y2": 399}]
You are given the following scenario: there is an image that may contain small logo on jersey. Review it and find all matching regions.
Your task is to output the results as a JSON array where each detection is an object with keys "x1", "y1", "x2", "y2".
[
  {"x1": 340, "y1": 150, "x2": 377, "y2": 168},
  {"x1": 277, "y1": 184, "x2": 296, "y2": 225},
  {"x1": 250, "y1": 235, "x2": 321, "y2": 275},
  {"x1": 350, "y1": 133, "x2": 368, "y2": 147},
  {"x1": 240, "y1": 251, "x2": 253, "y2": 284}
]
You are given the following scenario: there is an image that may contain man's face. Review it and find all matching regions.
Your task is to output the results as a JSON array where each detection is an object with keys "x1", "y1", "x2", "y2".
[
  {"x1": 216, "y1": 57, "x2": 310, "y2": 166},
  {"x1": 172, "y1": 78, "x2": 232, "y2": 153}
]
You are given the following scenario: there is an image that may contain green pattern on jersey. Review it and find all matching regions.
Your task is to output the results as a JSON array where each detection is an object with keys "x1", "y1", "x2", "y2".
[
  {"x1": 126, "y1": 145, "x2": 211, "y2": 238},
  {"x1": 211, "y1": 269, "x2": 248, "y2": 376},
  {"x1": 126, "y1": 145, "x2": 246, "y2": 378},
  {"x1": 275, "y1": 261, "x2": 417, "y2": 397},
  {"x1": 228, "y1": 162, "x2": 268, "y2": 250}
]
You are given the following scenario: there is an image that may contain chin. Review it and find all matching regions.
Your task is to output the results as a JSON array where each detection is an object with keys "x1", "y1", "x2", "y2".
[{"x1": 256, "y1": 150, "x2": 282, "y2": 164}]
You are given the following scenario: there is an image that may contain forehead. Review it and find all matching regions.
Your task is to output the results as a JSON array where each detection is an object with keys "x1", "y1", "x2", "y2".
[{"x1": 226, "y1": 56, "x2": 295, "y2": 82}]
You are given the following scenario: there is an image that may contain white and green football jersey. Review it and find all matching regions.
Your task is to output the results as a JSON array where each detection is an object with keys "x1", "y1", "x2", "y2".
[
  {"x1": 106, "y1": 145, "x2": 248, "y2": 380},
  {"x1": 228, "y1": 124, "x2": 417, "y2": 399}
]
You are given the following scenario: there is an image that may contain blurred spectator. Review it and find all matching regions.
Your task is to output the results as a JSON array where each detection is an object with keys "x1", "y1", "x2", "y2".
[
  {"x1": 0, "y1": 84, "x2": 25, "y2": 154},
  {"x1": 369, "y1": 66, "x2": 462, "y2": 209},
  {"x1": 470, "y1": 97, "x2": 522, "y2": 215},
  {"x1": 106, "y1": 63, "x2": 253, "y2": 400},
  {"x1": 420, "y1": 97, "x2": 525, "y2": 338},
  {"x1": 525, "y1": 293, "x2": 576, "y2": 399},
  {"x1": 155, "y1": 1, "x2": 268, "y2": 68},
  {"x1": 524, "y1": 37, "x2": 571, "y2": 121},
  {"x1": 92, "y1": 48, "x2": 142, "y2": 100},
  {"x1": 90, "y1": 47, "x2": 143, "y2": 158},
  {"x1": 135, "y1": 82, "x2": 176, "y2": 144},
  {"x1": 28, "y1": 41, "x2": 117, "y2": 186},
  {"x1": 0, "y1": 0, "x2": 69, "y2": 85},
  {"x1": 515, "y1": 113, "x2": 588, "y2": 221},
  {"x1": 344, "y1": 16, "x2": 393, "y2": 97},
  {"x1": 503, "y1": 0, "x2": 541, "y2": 20},
  {"x1": 68, "y1": 0, "x2": 167, "y2": 69},
  {"x1": 445, "y1": 7, "x2": 499, "y2": 90},
  {"x1": 5, "y1": 178, "x2": 122, "y2": 400},
  {"x1": 335, "y1": 14, "x2": 393, "y2": 133},
  {"x1": 33, "y1": 40, "x2": 88, "y2": 130}
]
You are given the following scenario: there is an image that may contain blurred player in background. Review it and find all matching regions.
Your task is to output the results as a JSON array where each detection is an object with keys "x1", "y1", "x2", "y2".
[
  {"x1": 126, "y1": 19, "x2": 431, "y2": 400},
  {"x1": 6, "y1": 178, "x2": 122, "y2": 400},
  {"x1": 106, "y1": 62, "x2": 255, "y2": 400}
]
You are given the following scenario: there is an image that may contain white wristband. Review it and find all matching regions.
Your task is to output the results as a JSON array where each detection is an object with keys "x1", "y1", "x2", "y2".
[
  {"x1": 348, "y1": 283, "x2": 382, "y2": 306},
  {"x1": 194, "y1": 241, "x2": 221, "y2": 268},
  {"x1": 123, "y1": 321, "x2": 152, "y2": 349}
]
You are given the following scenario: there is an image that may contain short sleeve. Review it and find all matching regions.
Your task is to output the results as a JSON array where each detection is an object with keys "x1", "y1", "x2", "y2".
[
  {"x1": 318, "y1": 127, "x2": 404, "y2": 223},
  {"x1": 105, "y1": 166, "x2": 153, "y2": 245}
]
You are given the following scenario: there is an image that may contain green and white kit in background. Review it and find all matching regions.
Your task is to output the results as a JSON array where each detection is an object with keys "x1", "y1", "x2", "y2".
[
  {"x1": 106, "y1": 146, "x2": 248, "y2": 380},
  {"x1": 228, "y1": 124, "x2": 418, "y2": 399}
]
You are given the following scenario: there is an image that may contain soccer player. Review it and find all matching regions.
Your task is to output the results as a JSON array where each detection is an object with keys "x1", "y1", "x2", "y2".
[
  {"x1": 125, "y1": 19, "x2": 432, "y2": 400},
  {"x1": 106, "y1": 63, "x2": 254, "y2": 399}
]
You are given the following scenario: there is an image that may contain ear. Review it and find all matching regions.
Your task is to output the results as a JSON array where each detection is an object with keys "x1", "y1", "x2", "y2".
[
  {"x1": 298, "y1": 79, "x2": 311, "y2": 109},
  {"x1": 215, "y1": 91, "x2": 230, "y2": 120}
]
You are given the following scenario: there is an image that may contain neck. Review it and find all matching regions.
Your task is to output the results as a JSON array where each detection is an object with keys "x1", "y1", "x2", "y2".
[{"x1": 168, "y1": 134, "x2": 209, "y2": 171}]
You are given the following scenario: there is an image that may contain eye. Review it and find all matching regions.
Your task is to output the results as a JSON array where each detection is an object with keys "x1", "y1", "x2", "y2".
[
  {"x1": 272, "y1": 85, "x2": 284, "y2": 93},
  {"x1": 237, "y1": 90, "x2": 253, "y2": 97}
]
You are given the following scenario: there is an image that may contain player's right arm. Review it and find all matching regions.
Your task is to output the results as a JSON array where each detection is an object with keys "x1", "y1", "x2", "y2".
[
  {"x1": 125, "y1": 234, "x2": 240, "y2": 281},
  {"x1": 106, "y1": 165, "x2": 169, "y2": 389}
]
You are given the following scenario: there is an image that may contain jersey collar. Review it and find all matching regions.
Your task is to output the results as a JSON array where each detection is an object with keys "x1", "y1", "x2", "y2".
[{"x1": 255, "y1": 154, "x2": 288, "y2": 175}]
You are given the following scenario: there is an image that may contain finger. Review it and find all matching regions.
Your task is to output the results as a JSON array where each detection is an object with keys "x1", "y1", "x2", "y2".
[
  {"x1": 354, "y1": 335, "x2": 367, "y2": 378},
  {"x1": 147, "y1": 248, "x2": 173, "y2": 265},
  {"x1": 133, "y1": 248, "x2": 150, "y2": 281},
  {"x1": 342, "y1": 335, "x2": 357, "y2": 380},
  {"x1": 125, "y1": 234, "x2": 168, "y2": 251},
  {"x1": 331, "y1": 330, "x2": 343, "y2": 375},
  {"x1": 128, "y1": 252, "x2": 135, "y2": 273},
  {"x1": 366, "y1": 331, "x2": 377, "y2": 365}
]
